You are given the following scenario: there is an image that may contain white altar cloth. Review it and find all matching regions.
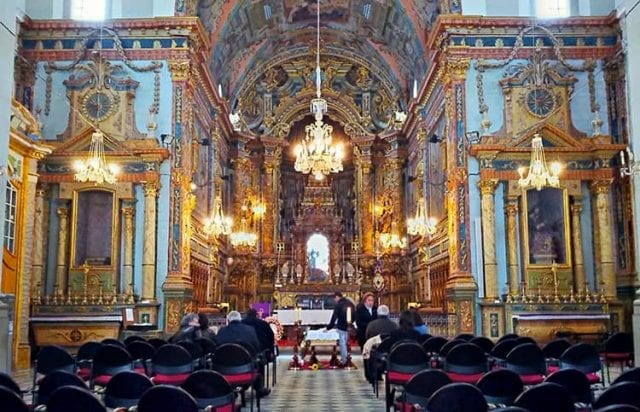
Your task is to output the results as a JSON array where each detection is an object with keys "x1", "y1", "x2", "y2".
[
  {"x1": 305, "y1": 329, "x2": 339, "y2": 341},
  {"x1": 273, "y1": 309, "x2": 333, "y2": 326}
]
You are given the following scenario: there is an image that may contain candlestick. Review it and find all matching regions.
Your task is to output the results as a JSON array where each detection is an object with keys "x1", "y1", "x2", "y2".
[
  {"x1": 621, "y1": 150, "x2": 626, "y2": 166},
  {"x1": 346, "y1": 306, "x2": 352, "y2": 323}
]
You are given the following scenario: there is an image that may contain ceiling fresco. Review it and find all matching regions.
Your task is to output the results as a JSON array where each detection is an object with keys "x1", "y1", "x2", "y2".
[{"x1": 198, "y1": 0, "x2": 440, "y2": 137}]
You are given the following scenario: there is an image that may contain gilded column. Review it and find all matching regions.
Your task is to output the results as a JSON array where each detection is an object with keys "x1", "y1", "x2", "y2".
[
  {"x1": 354, "y1": 139, "x2": 375, "y2": 254},
  {"x1": 122, "y1": 203, "x2": 135, "y2": 294},
  {"x1": 506, "y1": 199, "x2": 520, "y2": 295},
  {"x1": 32, "y1": 183, "x2": 48, "y2": 290},
  {"x1": 262, "y1": 141, "x2": 282, "y2": 253},
  {"x1": 55, "y1": 203, "x2": 70, "y2": 291},
  {"x1": 479, "y1": 180, "x2": 498, "y2": 299},
  {"x1": 570, "y1": 200, "x2": 586, "y2": 292},
  {"x1": 591, "y1": 179, "x2": 616, "y2": 298},
  {"x1": 142, "y1": 182, "x2": 158, "y2": 301}
]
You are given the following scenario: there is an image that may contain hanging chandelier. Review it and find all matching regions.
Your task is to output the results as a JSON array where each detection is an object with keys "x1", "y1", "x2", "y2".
[
  {"x1": 293, "y1": 0, "x2": 343, "y2": 181},
  {"x1": 203, "y1": 196, "x2": 232, "y2": 238},
  {"x1": 518, "y1": 134, "x2": 561, "y2": 191},
  {"x1": 378, "y1": 221, "x2": 407, "y2": 251},
  {"x1": 407, "y1": 198, "x2": 437, "y2": 237},
  {"x1": 230, "y1": 217, "x2": 257, "y2": 248},
  {"x1": 73, "y1": 129, "x2": 119, "y2": 184}
]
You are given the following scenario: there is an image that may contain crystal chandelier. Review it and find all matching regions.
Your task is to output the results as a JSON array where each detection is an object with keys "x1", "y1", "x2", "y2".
[
  {"x1": 73, "y1": 129, "x2": 119, "y2": 184},
  {"x1": 293, "y1": 0, "x2": 343, "y2": 181},
  {"x1": 407, "y1": 198, "x2": 437, "y2": 237},
  {"x1": 203, "y1": 196, "x2": 232, "y2": 238},
  {"x1": 229, "y1": 217, "x2": 257, "y2": 248},
  {"x1": 378, "y1": 221, "x2": 407, "y2": 251},
  {"x1": 518, "y1": 134, "x2": 561, "y2": 191}
]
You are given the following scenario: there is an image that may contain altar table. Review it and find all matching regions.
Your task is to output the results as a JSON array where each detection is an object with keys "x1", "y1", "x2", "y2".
[{"x1": 273, "y1": 309, "x2": 333, "y2": 326}]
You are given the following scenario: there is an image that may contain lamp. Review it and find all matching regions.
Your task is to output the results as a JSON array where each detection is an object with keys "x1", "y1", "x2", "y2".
[
  {"x1": 293, "y1": 0, "x2": 343, "y2": 181},
  {"x1": 378, "y1": 221, "x2": 407, "y2": 251},
  {"x1": 517, "y1": 134, "x2": 561, "y2": 191},
  {"x1": 203, "y1": 196, "x2": 232, "y2": 238},
  {"x1": 407, "y1": 198, "x2": 437, "y2": 237},
  {"x1": 620, "y1": 147, "x2": 640, "y2": 176},
  {"x1": 74, "y1": 129, "x2": 119, "y2": 184},
  {"x1": 229, "y1": 204, "x2": 257, "y2": 248}
]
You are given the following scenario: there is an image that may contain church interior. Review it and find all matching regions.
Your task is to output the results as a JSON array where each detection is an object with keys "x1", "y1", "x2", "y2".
[{"x1": 1, "y1": 0, "x2": 640, "y2": 410}]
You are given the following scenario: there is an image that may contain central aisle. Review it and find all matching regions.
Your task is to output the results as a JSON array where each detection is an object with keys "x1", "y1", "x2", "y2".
[{"x1": 261, "y1": 353, "x2": 385, "y2": 411}]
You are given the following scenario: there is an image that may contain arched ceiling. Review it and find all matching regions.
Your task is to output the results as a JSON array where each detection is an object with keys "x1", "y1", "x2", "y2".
[{"x1": 198, "y1": 0, "x2": 440, "y2": 136}]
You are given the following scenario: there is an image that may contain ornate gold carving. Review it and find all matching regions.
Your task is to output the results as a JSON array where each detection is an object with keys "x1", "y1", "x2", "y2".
[
  {"x1": 168, "y1": 60, "x2": 192, "y2": 82},
  {"x1": 166, "y1": 300, "x2": 181, "y2": 330},
  {"x1": 143, "y1": 182, "x2": 159, "y2": 197},
  {"x1": 590, "y1": 179, "x2": 612, "y2": 195},
  {"x1": 460, "y1": 300, "x2": 473, "y2": 331},
  {"x1": 478, "y1": 179, "x2": 498, "y2": 196},
  {"x1": 443, "y1": 59, "x2": 470, "y2": 84}
]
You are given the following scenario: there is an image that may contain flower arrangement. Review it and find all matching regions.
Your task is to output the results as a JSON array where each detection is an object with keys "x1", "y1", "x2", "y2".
[{"x1": 265, "y1": 316, "x2": 284, "y2": 341}]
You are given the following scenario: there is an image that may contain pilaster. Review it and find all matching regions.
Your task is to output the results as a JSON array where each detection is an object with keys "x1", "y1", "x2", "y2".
[
  {"x1": 32, "y1": 183, "x2": 48, "y2": 292},
  {"x1": 506, "y1": 199, "x2": 520, "y2": 295},
  {"x1": 55, "y1": 202, "x2": 70, "y2": 291},
  {"x1": 122, "y1": 203, "x2": 135, "y2": 295},
  {"x1": 479, "y1": 179, "x2": 499, "y2": 300},
  {"x1": 262, "y1": 140, "x2": 282, "y2": 254},
  {"x1": 591, "y1": 179, "x2": 616, "y2": 298},
  {"x1": 570, "y1": 199, "x2": 586, "y2": 292},
  {"x1": 354, "y1": 138, "x2": 375, "y2": 255}
]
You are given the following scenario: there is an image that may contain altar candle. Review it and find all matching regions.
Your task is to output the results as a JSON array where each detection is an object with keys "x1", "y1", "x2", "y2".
[
  {"x1": 346, "y1": 306, "x2": 352, "y2": 323},
  {"x1": 621, "y1": 150, "x2": 626, "y2": 166}
]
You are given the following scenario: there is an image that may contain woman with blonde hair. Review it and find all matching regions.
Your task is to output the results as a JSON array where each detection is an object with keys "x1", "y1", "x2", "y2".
[{"x1": 355, "y1": 292, "x2": 377, "y2": 350}]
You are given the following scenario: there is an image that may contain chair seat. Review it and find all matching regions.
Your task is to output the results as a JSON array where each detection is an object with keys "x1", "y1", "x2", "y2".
[
  {"x1": 93, "y1": 374, "x2": 114, "y2": 386},
  {"x1": 518, "y1": 373, "x2": 545, "y2": 385},
  {"x1": 445, "y1": 372, "x2": 484, "y2": 384},
  {"x1": 77, "y1": 368, "x2": 91, "y2": 381},
  {"x1": 223, "y1": 372, "x2": 257, "y2": 386},
  {"x1": 547, "y1": 365, "x2": 560, "y2": 373},
  {"x1": 604, "y1": 352, "x2": 632, "y2": 360},
  {"x1": 134, "y1": 366, "x2": 147, "y2": 375},
  {"x1": 209, "y1": 404, "x2": 238, "y2": 412},
  {"x1": 394, "y1": 400, "x2": 419, "y2": 412},
  {"x1": 586, "y1": 372, "x2": 601, "y2": 384},
  {"x1": 387, "y1": 371, "x2": 415, "y2": 385},
  {"x1": 152, "y1": 373, "x2": 191, "y2": 385}
]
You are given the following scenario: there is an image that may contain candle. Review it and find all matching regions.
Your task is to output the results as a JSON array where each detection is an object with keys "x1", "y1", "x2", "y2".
[
  {"x1": 621, "y1": 150, "x2": 626, "y2": 166},
  {"x1": 346, "y1": 306, "x2": 352, "y2": 323}
]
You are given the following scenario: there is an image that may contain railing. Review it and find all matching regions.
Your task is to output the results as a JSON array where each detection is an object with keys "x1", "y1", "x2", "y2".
[{"x1": 388, "y1": 312, "x2": 458, "y2": 338}]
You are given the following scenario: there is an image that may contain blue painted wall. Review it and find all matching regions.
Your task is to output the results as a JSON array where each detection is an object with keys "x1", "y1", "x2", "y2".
[{"x1": 155, "y1": 159, "x2": 171, "y2": 328}]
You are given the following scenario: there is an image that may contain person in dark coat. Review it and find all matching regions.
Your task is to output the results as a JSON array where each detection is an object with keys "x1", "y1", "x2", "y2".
[
  {"x1": 355, "y1": 292, "x2": 377, "y2": 349},
  {"x1": 387, "y1": 310, "x2": 421, "y2": 345},
  {"x1": 242, "y1": 308, "x2": 275, "y2": 355},
  {"x1": 365, "y1": 304, "x2": 398, "y2": 341},
  {"x1": 197, "y1": 312, "x2": 218, "y2": 342},
  {"x1": 326, "y1": 291, "x2": 351, "y2": 362},
  {"x1": 169, "y1": 313, "x2": 201, "y2": 343}
]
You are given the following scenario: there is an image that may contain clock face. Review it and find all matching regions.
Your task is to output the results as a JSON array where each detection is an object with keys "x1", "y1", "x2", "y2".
[
  {"x1": 525, "y1": 88, "x2": 555, "y2": 117},
  {"x1": 83, "y1": 92, "x2": 113, "y2": 121}
]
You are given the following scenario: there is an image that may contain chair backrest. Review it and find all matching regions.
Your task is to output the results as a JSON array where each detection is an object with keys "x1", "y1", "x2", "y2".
[
  {"x1": 46, "y1": 386, "x2": 107, "y2": 412},
  {"x1": 440, "y1": 339, "x2": 467, "y2": 356},
  {"x1": 123, "y1": 335, "x2": 146, "y2": 345},
  {"x1": 514, "y1": 336, "x2": 537, "y2": 346},
  {"x1": 388, "y1": 342, "x2": 430, "y2": 373},
  {"x1": 605, "y1": 332, "x2": 634, "y2": 354},
  {"x1": 101, "y1": 338, "x2": 125, "y2": 348},
  {"x1": 210, "y1": 344, "x2": 255, "y2": 375},
  {"x1": 426, "y1": 382, "x2": 489, "y2": 412},
  {"x1": 177, "y1": 340, "x2": 204, "y2": 360},
  {"x1": 403, "y1": 369, "x2": 452, "y2": 407},
  {"x1": 491, "y1": 339, "x2": 519, "y2": 361},
  {"x1": 455, "y1": 333, "x2": 475, "y2": 341},
  {"x1": 497, "y1": 334, "x2": 518, "y2": 344},
  {"x1": 194, "y1": 337, "x2": 218, "y2": 356},
  {"x1": 514, "y1": 382, "x2": 574, "y2": 412},
  {"x1": 0, "y1": 371, "x2": 21, "y2": 396},
  {"x1": 470, "y1": 336, "x2": 495, "y2": 354},
  {"x1": 560, "y1": 343, "x2": 601, "y2": 374},
  {"x1": 104, "y1": 371, "x2": 154, "y2": 409},
  {"x1": 506, "y1": 343, "x2": 547, "y2": 375},
  {"x1": 594, "y1": 405, "x2": 640, "y2": 412},
  {"x1": 76, "y1": 342, "x2": 103, "y2": 362},
  {"x1": 615, "y1": 367, "x2": 640, "y2": 385},
  {"x1": 148, "y1": 338, "x2": 169, "y2": 350},
  {"x1": 542, "y1": 339, "x2": 571, "y2": 360},
  {"x1": 423, "y1": 336, "x2": 448, "y2": 355},
  {"x1": 593, "y1": 381, "x2": 640, "y2": 410},
  {"x1": 137, "y1": 384, "x2": 198, "y2": 412},
  {"x1": 92, "y1": 344, "x2": 133, "y2": 377},
  {"x1": 182, "y1": 370, "x2": 235, "y2": 409},
  {"x1": 418, "y1": 334, "x2": 433, "y2": 345},
  {"x1": 0, "y1": 385, "x2": 28, "y2": 412},
  {"x1": 545, "y1": 368, "x2": 592, "y2": 404},
  {"x1": 36, "y1": 370, "x2": 86, "y2": 406},
  {"x1": 152, "y1": 344, "x2": 194, "y2": 375},
  {"x1": 36, "y1": 345, "x2": 75, "y2": 375},
  {"x1": 126, "y1": 340, "x2": 156, "y2": 361},
  {"x1": 477, "y1": 369, "x2": 524, "y2": 405},
  {"x1": 444, "y1": 343, "x2": 488, "y2": 375}
]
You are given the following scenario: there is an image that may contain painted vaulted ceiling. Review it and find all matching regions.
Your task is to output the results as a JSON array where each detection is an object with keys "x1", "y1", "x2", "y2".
[{"x1": 198, "y1": 0, "x2": 439, "y2": 136}]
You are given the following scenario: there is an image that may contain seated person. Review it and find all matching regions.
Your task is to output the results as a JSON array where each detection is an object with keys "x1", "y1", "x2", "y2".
[
  {"x1": 242, "y1": 308, "x2": 275, "y2": 360},
  {"x1": 169, "y1": 313, "x2": 201, "y2": 343},
  {"x1": 387, "y1": 310, "x2": 421, "y2": 346},
  {"x1": 365, "y1": 305, "x2": 397, "y2": 341}
]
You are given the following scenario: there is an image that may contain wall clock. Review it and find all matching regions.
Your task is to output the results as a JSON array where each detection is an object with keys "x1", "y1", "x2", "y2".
[
  {"x1": 82, "y1": 91, "x2": 116, "y2": 122},
  {"x1": 525, "y1": 88, "x2": 555, "y2": 118}
]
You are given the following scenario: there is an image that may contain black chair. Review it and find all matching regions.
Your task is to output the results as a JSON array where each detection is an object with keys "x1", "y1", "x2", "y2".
[
  {"x1": 137, "y1": 385, "x2": 198, "y2": 412},
  {"x1": 515, "y1": 336, "x2": 537, "y2": 346},
  {"x1": 545, "y1": 368, "x2": 592, "y2": 407},
  {"x1": 491, "y1": 339, "x2": 519, "y2": 367},
  {"x1": 0, "y1": 385, "x2": 28, "y2": 412},
  {"x1": 514, "y1": 382, "x2": 574, "y2": 412},
  {"x1": 210, "y1": 343, "x2": 260, "y2": 412},
  {"x1": 195, "y1": 337, "x2": 218, "y2": 357},
  {"x1": 592, "y1": 381, "x2": 640, "y2": 410},
  {"x1": 440, "y1": 339, "x2": 466, "y2": 357},
  {"x1": 394, "y1": 369, "x2": 451, "y2": 412},
  {"x1": 104, "y1": 371, "x2": 154, "y2": 410},
  {"x1": 602, "y1": 332, "x2": 634, "y2": 383},
  {"x1": 542, "y1": 339, "x2": 572, "y2": 372},
  {"x1": 126, "y1": 340, "x2": 156, "y2": 375},
  {"x1": 505, "y1": 343, "x2": 547, "y2": 385},
  {"x1": 477, "y1": 369, "x2": 523, "y2": 407},
  {"x1": 443, "y1": 343, "x2": 488, "y2": 384},
  {"x1": 595, "y1": 405, "x2": 640, "y2": 412},
  {"x1": 177, "y1": 340, "x2": 205, "y2": 369},
  {"x1": 76, "y1": 341, "x2": 103, "y2": 381},
  {"x1": 384, "y1": 342, "x2": 430, "y2": 411},
  {"x1": 615, "y1": 367, "x2": 640, "y2": 384},
  {"x1": 46, "y1": 386, "x2": 106, "y2": 412},
  {"x1": 91, "y1": 344, "x2": 134, "y2": 388},
  {"x1": 36, "y1": 370, "x2": 86, "y2": 406},
  {"x1": 426, "y1": 382, "x2": 488, "y2": 412},
  {"x1": 470, "y1": 336, "x2": 495, "y2": 355},
  {"x1": 372, "y1": 337, "x2": 395, "y2": 396},
  {"x1": 182, "y1": 370, "x2": 237, "y2": 411},
  {"x1": 32, "y1": 345, "x2": 76, "y2": 392},
  {"x1": 0, "y1": 371, "x2": 22, "y2": 396},
  {"x1": 491, "y1": 407, "x2": 531, "y2": 412},
  {"x1": 423, "y1": 336, "x2": 448, "y2": 356},
  {"x1": 151, "y1": 344, "x2": 194, "y2": 386},
  {"x1": 455, "y1": 333, "x2": 475, "y2": 341},
  {"x1": 560, "y1": 343, "x2": 602, "y2": 384},
  {"x1": 101, "y1": 338, "x2": 126, "y2": 348},
  {"x1": 148, "y1": 338, "x2": 169, "y2": 350},
  {"x1": 123, "y1": 335, "x2": 147, "y2": 345},
  {"x1": 497, "y1": 334, "x2": 519, "y2": 344},
  {"x1": 418, "y1": 334, "x2": 433, "y2": 345}
]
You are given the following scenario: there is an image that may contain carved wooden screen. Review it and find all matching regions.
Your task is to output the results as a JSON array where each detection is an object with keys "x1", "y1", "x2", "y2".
[
  {"x1": 191, "y1": 257, "x2": 209, "y2": 309},
  {"x1": 429, "y1": 258, "x2": 449, "y2": 311}
]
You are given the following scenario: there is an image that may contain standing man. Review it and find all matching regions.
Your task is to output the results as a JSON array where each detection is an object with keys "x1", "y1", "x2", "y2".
[
  {"x1": 326, "y1": 291, "x2": 350, "y2": 363},
  {"x1": 355, "y1": 292, "x2": 377, "y2": 350}
]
